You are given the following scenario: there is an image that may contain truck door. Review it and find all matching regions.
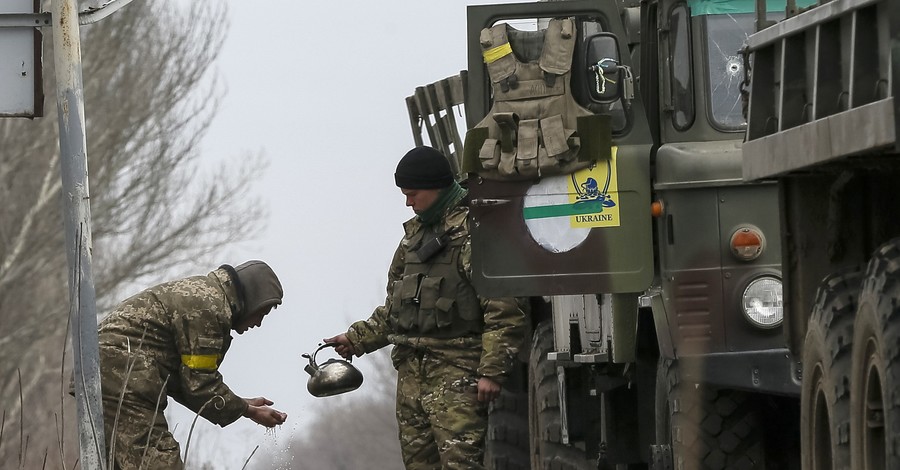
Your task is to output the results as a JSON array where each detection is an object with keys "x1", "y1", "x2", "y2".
[{"x1": 464, "y1": 1, "x2": 654, "y2": 297}]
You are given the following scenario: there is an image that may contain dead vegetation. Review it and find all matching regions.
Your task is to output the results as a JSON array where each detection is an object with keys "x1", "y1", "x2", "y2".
[{"x1": 0, "y1": 1, "x2": 262, "y2": 467}]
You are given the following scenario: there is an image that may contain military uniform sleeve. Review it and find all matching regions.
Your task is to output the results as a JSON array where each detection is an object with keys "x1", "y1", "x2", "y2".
[
  {"x1": 345, "y1": 242, "x2": 406, "y2": 355},
  {"x1": 460, "y1": 236, "x2": 528, "y2": 384},
  {"x1": 173, "y1": 306, "x2": 247, "y2": 427}
]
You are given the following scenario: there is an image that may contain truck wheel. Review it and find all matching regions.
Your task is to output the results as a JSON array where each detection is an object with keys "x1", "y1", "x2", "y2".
[
  {"x1": 801, "y1": 268, "x2": 860, "y2": 470},
  {"x1": 653, "y1": 357, "x2": 674, "y2": 470},
  {"x1": 656, "y1": 358, "x2": 766, "y2": 469},
  {"x1": 529, "y1": 320, "x2": 593, "y2": 469},
  {"x1": 851, "y1": 239, "x2": 900, "y2": 469},
  {"x1": 485, "y1": 385, "x2": 530, "y2": 470}
]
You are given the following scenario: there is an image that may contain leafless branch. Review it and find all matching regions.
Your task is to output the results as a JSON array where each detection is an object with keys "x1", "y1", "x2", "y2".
[
  {"x1": 57, "y1": 301, "x2": 72, "y2": 468},
  {"x1": 139, "y1": 374, "x2": 170, "y2": 467},
  {"x1": 18, "y1": 369, "x2": 24, "y2": 469},
  {"x1": 241, "y1": 445, "x2": 259, "y2": 470},
  {"x1": 182, "y1": 395, "x2": 226, "y2": 469},
  {"x1": 0, "y1": 1, "x2": 254, "y2": 467},
  {"x1": 54, "y1": 414, "x2": 65, "y2": 470},
  {"x1": 1, "y1": 410, "x2": 5, "y2": 456}
]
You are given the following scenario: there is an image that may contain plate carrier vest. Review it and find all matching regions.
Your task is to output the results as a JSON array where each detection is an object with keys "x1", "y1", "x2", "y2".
[
  {"x1": 463, "y1": 18, "x2": 609, "y2": 181},
  {"x1": 388, "y1": 218, "x2": 483, "y2": 338}
]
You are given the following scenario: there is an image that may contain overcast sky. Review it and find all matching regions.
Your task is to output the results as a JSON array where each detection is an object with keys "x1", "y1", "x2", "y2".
[{"x1": 161, "y1": 1, "x2": 515, "y2": 467}]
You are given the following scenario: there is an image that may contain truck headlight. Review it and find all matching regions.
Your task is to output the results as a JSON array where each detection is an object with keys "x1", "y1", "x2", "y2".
[{"x1": 741, "y1": 276, "x2": 783, "y2": 328}]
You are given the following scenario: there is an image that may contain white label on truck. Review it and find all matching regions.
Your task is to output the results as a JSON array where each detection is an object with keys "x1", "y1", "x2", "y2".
[{"x1": 522, "y1": 147, "x2": 620, "y2": 253}]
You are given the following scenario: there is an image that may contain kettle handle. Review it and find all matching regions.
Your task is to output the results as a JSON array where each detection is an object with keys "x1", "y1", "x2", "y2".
[{"x1": 305, "y1": 342, "x2": 353, "y2": 368}]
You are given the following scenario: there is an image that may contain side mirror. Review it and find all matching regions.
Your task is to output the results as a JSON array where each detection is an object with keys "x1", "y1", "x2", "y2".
[{"x1": 585, "y1": 33, "x2": 621, "y2": 102}]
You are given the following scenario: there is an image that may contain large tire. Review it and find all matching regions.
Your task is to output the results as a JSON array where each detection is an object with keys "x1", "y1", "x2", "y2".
[
  {"x1": 656, "y1": 358, "x2": 766, "y2": 470},
  {"x1": 850, "y1": 238, "x2": 900, "y2": 469},
  {"x1": 529, "y1": 320, "x2": 594, "y2": 470},
  {"x1": 801, "y1": 269, "x2": 860, "y2": 470},
  {"x1": 486, "y1": 385, "x2": 530, "y2": 470},
  {"x1": 654, "y1": 357, "x2": 674, "y2": 469}
]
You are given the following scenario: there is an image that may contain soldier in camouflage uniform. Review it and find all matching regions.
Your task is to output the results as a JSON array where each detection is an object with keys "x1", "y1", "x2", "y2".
[
  {"x1": 97, "y1": 260, "x2": 286, "y2": 469},
  {"x1": 325, "y1": 146, "x2": 527, "y2": 470}
]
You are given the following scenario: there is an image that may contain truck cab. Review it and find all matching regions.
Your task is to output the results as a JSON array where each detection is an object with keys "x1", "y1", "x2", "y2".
[{"x1": 405, "y1": 1, "x2": 810, "y2": 468}]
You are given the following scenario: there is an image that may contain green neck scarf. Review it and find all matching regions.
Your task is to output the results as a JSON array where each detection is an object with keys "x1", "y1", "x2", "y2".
[{"x1": 417, "y1": 181, "x2": 467, "y2": 226}]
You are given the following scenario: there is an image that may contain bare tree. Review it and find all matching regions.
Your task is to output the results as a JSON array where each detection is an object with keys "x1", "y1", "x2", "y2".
[
  {"x1": 0, "y1": 1, "x2": 262, "y2": 467},
  {"x1": 250, "y1": 349, "x2": 404, "y2": 470}
]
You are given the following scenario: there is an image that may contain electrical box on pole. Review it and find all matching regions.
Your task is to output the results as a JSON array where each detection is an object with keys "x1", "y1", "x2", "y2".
[{"x1": 0, "y1": 0, "x2": 43, "y2": 117}]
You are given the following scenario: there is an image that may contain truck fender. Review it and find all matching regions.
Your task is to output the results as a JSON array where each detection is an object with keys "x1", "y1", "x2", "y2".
[{"x1": 646, "y1": 292, "x2": 675, "y2": 359}]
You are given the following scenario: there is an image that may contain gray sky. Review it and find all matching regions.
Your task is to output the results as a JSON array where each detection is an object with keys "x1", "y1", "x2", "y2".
[{"x1": 162, "y1": 1, "x2": 513, "y2": 467}]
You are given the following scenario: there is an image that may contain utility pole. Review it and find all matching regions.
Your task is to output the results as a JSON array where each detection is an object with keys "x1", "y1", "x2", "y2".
[
  {"x1": 51, "y1": 0, "x2": 106, "y2": 467},
  {"x1": 0, "y1": 0, "x2": 136, "y2": 466}
]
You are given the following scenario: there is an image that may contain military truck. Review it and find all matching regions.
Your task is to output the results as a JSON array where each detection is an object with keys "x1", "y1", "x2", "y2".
[
  {"x1": 403, "y1": 1, "x2": 852, "y2": 468},
  {"x1": 742, "y1": 0, "x2": 900, "y2": 468}
]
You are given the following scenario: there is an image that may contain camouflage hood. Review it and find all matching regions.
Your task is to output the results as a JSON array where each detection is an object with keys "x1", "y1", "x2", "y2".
[{"x1": 223, "y1": 260, "x2": 283, "y2": 320}]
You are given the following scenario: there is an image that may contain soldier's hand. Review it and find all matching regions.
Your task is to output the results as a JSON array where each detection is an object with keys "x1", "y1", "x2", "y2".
[
  {"x1": 243, "y1": 397, "x2": 287, "y2": 427},
  {"x1": 245, "y1": 396, "x2": 274, "y2": 407},
  {"x1": 477, "y1": 377, "x2": 501, "y2": 403},
  {"x1": 323, "y1": 334, "x2": 355, "y2": 360}
]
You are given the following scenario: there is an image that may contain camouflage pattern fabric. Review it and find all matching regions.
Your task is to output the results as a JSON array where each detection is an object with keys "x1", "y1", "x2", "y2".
[
  {"x1": 344, "y1": 203, "x2": 527, "y2": 467},
  {"x1": 396, "y1": 352, "x2": 488, "y2": 469},
  {"x1": 100, "y1": 348, "x2": 183, "y2": 469},
  {"x1": 98, "y1": 268, "x2": 248, "y2": 468}
]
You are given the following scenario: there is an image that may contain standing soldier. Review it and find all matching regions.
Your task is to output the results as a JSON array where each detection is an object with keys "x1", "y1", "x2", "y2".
[
  {"x1": 325, "y1": 146, "x2": 527, "y2": 470},
  {"x1": 98, "y1": 260, "x2": 287, "y2": 469}
]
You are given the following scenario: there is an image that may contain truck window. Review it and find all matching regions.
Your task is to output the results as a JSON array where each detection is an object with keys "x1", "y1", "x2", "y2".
[
  {"x1": 670, "y1": 4, "x2": 694, "y2": 130},
  {"x1": 695, "y1": 0, "x2": 817, "y2": 131},
  {"x1": 704, "y1": 13, "x2": 754, "y2": 130}
]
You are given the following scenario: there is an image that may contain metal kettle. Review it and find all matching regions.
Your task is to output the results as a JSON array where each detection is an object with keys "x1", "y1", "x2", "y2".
[{"x1": 302, "y1": 343, "x2": 364, "y2": 397}]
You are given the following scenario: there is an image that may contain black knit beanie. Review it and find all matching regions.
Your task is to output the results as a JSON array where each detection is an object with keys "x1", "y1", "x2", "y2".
[{"x1": 394, "y1": 146, "x2": 453, "y2": 189}]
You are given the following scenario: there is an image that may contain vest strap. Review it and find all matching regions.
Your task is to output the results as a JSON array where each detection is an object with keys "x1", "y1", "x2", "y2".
[
  {"x1": 543, "y1": 71, "x2": 558, "y2": 88},
  {"x1": 482, "y1": 24, "x2": 516, "y2": 82},
  {"x1": 517, "y1": 119, "x2": 540, "y2": 177},
  {"x1": 493, "y1": 112, "x2": 519, "y2": 154},
  {"x1": 539, "y1": 18, "x2": 576, "y2": 75}
]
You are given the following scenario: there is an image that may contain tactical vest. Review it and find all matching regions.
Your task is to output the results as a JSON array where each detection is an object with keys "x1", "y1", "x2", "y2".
[
  {"x1": 388, "y1": 223, "x2": 483, "y2": 338},
  {"x1": 463, "y1": 18, "x2": 608, "y2": 180}
]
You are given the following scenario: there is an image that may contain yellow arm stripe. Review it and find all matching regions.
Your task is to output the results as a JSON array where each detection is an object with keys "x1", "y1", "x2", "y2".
[
  {"x1": 181, "y1": 354, "x2": 220, "y2": 370},
  {"x1": 483, "y1": 43, "x2": 512, "y2": 64}
]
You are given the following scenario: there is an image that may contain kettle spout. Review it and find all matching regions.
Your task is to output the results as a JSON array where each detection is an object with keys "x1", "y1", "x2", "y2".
[{"x1": 302, "y1": 352, "x2": 317, "y2": 376}]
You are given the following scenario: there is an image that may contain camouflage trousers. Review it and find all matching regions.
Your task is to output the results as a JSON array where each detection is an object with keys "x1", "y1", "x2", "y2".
[
  {"x1": 100, "y1": 347, "x2": 184, "y2": 470},
  {"x1": 395, "y1": 351, "x2": 488, "y2": 470}
]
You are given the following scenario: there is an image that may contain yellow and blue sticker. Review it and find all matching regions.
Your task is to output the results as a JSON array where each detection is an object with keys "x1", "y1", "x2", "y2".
[{"x1": 522, "y1": 147, "x2": 620, "y2": 228}]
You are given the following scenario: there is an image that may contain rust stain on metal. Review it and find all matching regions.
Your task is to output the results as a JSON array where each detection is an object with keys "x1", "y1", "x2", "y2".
[{"x1": 60, "y1": 0, "x2": 73, "y2": 50}]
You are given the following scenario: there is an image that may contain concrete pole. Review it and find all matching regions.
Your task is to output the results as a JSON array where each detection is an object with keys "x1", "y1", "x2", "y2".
[{"x1": 50, "y1": 0, "x2": 106, "y2": 467}]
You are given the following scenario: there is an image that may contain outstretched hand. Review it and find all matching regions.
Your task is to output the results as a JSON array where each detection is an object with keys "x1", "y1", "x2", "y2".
[
  {"x1": 243, "y1": 396, "x2": 287, "y2": 427},
  {"x1": 323, "y1": 334, "x2": 355, "y2": 360}
]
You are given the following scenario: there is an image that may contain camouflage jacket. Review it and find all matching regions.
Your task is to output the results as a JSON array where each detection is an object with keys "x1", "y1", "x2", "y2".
[
  {"x1": 98, "y1": 268, "x2": 247, "y2": 426},
  {"x1": 345, "y1": 204, "x2": 527, "y2": 384}
]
